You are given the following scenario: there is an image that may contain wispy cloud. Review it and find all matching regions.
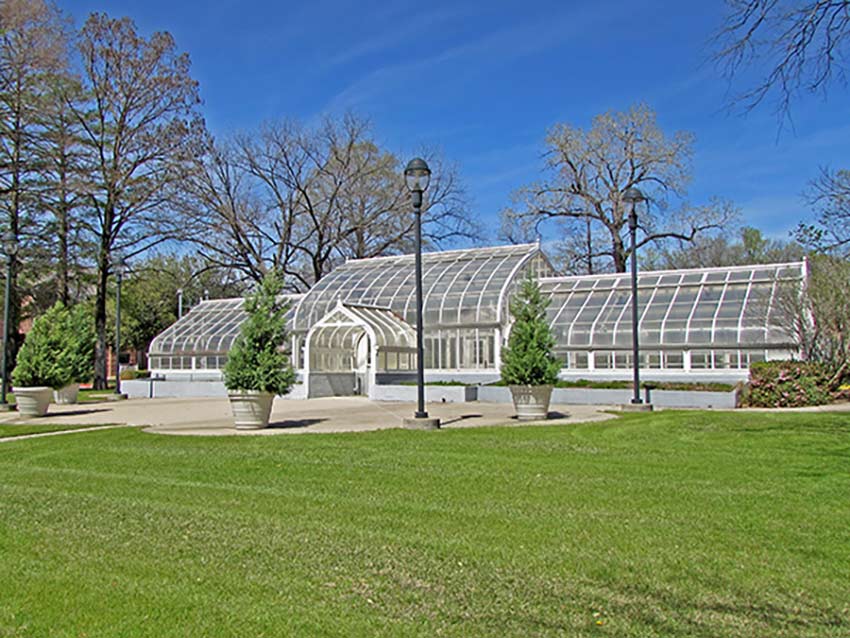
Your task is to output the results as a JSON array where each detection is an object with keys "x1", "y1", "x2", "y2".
[
  {"x1": 321, "y1": 3, "x2": 632, "y2": 114},
  {"x1": 322, "y1": 7, "x2": 468, "y2": 69}
]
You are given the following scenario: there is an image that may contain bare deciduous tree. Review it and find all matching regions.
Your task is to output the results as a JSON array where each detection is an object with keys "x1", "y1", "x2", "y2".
[
  {"x1": 0, "y1": 0, "x2": 69, "y2": 357},
  {"x1": 72, "y1": 13, "x2": 204, "y2": 388},
  {"x1": 33, "y1": 74, "x2": 93, "y2": 308},
  {"x1": 798, "y1": 166, "x2": 850, "y2": 254},
  {"x1": 643, "y1": 225, "x2": 806, "y2": 269},
  {"x1": 715, "y1": 0, "x2": 850, "y2": 115},
  {"x1": 773, "y1": 254, "x2": 850, "y2": 386},
  {"x1": 183, "y1": 115, "x2": 477, "y2": 292},
  {"x1": 501, "y1": 103, "x2": 737, "y2": 273}
]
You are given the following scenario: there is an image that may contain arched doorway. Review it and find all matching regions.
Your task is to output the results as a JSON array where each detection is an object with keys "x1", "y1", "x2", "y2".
[{"x1": 304, "y1": 302, "x2": 417, "y2": 399}]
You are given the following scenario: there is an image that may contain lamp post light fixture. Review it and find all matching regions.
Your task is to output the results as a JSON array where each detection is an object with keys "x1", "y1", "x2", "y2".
[
  {"x1": 113, "y1": 251, "x2": 126, "y2": 396},
  {"x1": 402, "y1": 158, "x2": 440, "y2": 429},
  {"x1": 621, "y1": 187, "x2": 652, "y2": 410},
  {"x1": 0, "y1": 231, "x2": 17, "y2": 410}
]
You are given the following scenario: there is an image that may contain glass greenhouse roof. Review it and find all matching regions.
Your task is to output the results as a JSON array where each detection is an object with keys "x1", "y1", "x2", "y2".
[
  {"x1": 541, "y1": 261, "x2": 806, "y2": 350},
  {"x1": 149, "y1": 296, "x2": 302, "y2": 356},
  {"x1": 308, "y1": 303, "x2": 417, "y2": 352},
  {"x1": 291, "y1": 243, "x2": 552, "y2": 332}
]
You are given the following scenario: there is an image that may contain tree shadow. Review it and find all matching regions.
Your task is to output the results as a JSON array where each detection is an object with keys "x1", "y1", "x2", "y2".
[
  {"x1": 266, "y1": 418, "x2": 328, "y2": 430},
  {"x1": 39, "y1": 408, "x2": 112, "y2": 418}
]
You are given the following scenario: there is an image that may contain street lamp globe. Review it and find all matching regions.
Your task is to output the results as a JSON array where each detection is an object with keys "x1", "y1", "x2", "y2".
[
  {"x1": 404, "y1": 158, "x2": 431, "y2": 193},
  {"x1": 622, "y1": 186, "x2": 646, "y2": 206}
]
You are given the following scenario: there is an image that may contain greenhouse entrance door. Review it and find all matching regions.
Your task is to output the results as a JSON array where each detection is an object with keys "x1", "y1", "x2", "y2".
[{"x1": 304, "y1": 302, "x2": 418, "y2": 399}]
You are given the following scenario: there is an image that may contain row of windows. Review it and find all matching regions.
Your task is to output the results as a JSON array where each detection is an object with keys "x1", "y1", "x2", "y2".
[
  {"x1": 153, "y1": 349, "x2": 769, "y2": 374},
  {"x1": 560, "y1": 350, "x2": 768, "y2": 370},
  {"x1": 149, "y1": 355, "x2": 229, "y2": 370},
  {"x1": 301, "y1": 329, "x2": 498, "y2": 372}
]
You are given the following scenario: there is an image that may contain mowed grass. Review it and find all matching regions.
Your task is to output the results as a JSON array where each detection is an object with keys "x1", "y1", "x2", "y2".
[{"x1": 0, "y1": 411, "x2": 848, "y2": 637}]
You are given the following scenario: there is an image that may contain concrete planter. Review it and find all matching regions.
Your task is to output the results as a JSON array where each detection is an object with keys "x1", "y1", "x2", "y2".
[
  {"x1": 13, "y1": 387, "x2": 52, "y2": 418},
  {"x1": 54, "y1": 383, "x2": 80, "y2": 405},
  {"x1": 510, "y1": 385, "x2": 553, "y2": 421},
  {"x1": 228, "y1": 391, "x2": 274, "y2": 429}
]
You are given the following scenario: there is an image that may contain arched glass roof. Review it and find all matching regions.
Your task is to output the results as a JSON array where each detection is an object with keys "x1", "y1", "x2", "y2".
[
  {"x1": 307, "y1": 303, "x2": 417, "y2": 352},
  {"x1": 291, "y1": 243, "x2": 552, "y2": 332},
  {"x1": 541, "y1": 261, "x2": 806, "y2": 350},
  {"x1": 149, "y1": 296, "x2": 303, "y2": 356}
]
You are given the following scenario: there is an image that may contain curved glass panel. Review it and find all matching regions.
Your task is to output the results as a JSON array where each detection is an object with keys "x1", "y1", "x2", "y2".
[
  {"x1": 292, "y1": 243, "x2": 551, "y2": 332},
  {"x1": 541, "y1": 261, "x2": 805, "y2": 350}
]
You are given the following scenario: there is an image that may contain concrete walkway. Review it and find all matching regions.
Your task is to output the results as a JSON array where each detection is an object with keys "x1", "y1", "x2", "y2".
[{"x1": 0, "y1": 397, "x2": 617, "y2": 436}]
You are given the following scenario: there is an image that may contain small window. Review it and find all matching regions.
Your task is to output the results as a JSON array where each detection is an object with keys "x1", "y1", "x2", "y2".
[
  {"x1": 690, "y1": 351, "x2": 711, "y2": 369},
  {"x1": 594, "y1": 352, "x2": 613, "y2": 369},
  {"x1": 664, "y1": 352, "x2": 684, "y2": 369},
  {"x1": 643, "y1": 352, "x2": 662, "y2": 369},
  {"x1": 615, "y1": 352, "x2": 632, "y2": 369},
  {"x1": 567, "y1": 352, "x2": 588, "y2": 369}
]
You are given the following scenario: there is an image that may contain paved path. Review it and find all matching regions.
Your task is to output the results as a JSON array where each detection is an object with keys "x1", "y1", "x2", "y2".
[{"x1": 0, "y1": 397, "x2": 617, "y2": 436}]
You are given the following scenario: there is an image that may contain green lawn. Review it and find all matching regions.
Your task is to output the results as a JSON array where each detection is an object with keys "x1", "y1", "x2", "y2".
[{"x1": 0, "y1": 411, "x2": 847, "y2": 637}]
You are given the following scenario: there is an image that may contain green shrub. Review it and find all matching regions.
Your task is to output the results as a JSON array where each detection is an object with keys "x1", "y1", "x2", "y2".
[
  {"x1": 11, "y1": 302, "x2": 74, "y2": 389},
  {"x1": 500, "y1": 277, "x2": 560, "y2": 386},
  {"x1": 120, "y1": 369, "x2": 150, "y2": 380},
  {"x1": 743, "y1": 361, "x2": 832, "y2": 407},
  {"x1": 223, "y1": 271, "x2": 296, "y2": 395},
  {"x1": 67, "y1": 305, "x2": 95, "y2": 383}
]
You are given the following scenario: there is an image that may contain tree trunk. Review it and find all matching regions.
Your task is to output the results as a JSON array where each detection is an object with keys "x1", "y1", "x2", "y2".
[
  {"x1": 612, "y1": 233, "x2": 627, "y2": 273},
  {"x1": 93, "y1": 235, "x2": 110, "y2": 389},
  {"x1": 58, "y1": 156, "x2": 70, "y2": 305}
]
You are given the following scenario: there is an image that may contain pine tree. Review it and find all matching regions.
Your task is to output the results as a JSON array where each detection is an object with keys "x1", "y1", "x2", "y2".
[
  {"x1": 500, "y1": 277, "x2": 560, "y2": 386},
  {"x1": 223, "y1": 270, "x2": 295, "y2": 395}
]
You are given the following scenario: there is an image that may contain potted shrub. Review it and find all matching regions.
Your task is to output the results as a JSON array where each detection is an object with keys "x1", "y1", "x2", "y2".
[
  {"x1": 54, "y1": 305, "x2": 95, "y2": 404},
  {"x1": 223, "y1": 270, "x2": 295, "y2": 429},
  {"x1": 12, "y1": 302, "x2": 74, "y2": 417},
  {"x1": 500, "y1": 276, "x2": 561, "y2": 421}
]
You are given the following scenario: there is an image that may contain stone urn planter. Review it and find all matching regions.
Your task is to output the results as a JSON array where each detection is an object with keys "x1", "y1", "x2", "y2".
[
  {"x1": 228, "y1": 391, "x2": 274, "y2": 429},
  {"x1": 510, "y1": 385, "x2": 553, "y2": 421},
  {"x1": 54, "y1": 383, "x2": 80, "y2": 405},
  {"x1": 13, "y1": 387, "x2": 53, "y2": 418}
]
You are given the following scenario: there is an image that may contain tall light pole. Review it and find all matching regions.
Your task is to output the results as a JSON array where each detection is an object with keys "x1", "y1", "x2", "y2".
[
  {"x1": 402, "y1": 158, "x2": 440, "y2": 429},
  {"x1": 1, "y1": 231, "x2": 17, "y2": 410},
  {"x1": 113, "y1": 251, "x2": 125, "y2": 395},
  {"x1": 622, "y1": 187, "x2": 649, "y2": 408},
  {"x1": 177, "y1": 288, "x2": 184, "y2": 319}
]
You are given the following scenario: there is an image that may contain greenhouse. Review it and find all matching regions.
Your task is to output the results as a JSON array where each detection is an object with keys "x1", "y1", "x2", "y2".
[
  {"x1": 148, "y1": 296, "x2": 303, "y2": 376},
  {"x1": 146, "y1": 243, "x2": 806, "y2": 396}
]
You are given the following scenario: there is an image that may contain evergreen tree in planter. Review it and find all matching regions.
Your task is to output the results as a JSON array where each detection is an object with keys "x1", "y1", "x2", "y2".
[
  {"x1": 12, "y1": 302, "x2": 75, "y2": 417},
  {"x1": 55, "y1": 305, "x2": 96, "y2": 404},
  {"x1": 224, "y1": 270, "x2": 296, "y2": 429},
  {"x1": 501, "y1": 276, "x2": 561, "y2": 421}
]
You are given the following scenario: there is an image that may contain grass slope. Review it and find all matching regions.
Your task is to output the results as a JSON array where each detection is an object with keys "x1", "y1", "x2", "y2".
[{"x1": 0, "y1": 411, "x2": 848, "y2": 637}]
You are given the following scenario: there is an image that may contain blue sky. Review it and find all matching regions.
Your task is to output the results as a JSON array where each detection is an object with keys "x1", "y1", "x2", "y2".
[{"x1": 62, "y1": 0, "x2": 850, "y2": 242}]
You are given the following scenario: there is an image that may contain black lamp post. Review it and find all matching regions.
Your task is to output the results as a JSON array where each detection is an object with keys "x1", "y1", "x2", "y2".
[
  {"x1": 113, "y1": 251, "x2": 125, "y2": 395},
  {"x1": 1, "y1": 231, "x2": 17, "y2": 409},
  {"x1": 402, "y1": 158, "x2": 439, "y2": 429},
  {"x1": 622, "y1": 187, "x2": 647, "y2": 406}
]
